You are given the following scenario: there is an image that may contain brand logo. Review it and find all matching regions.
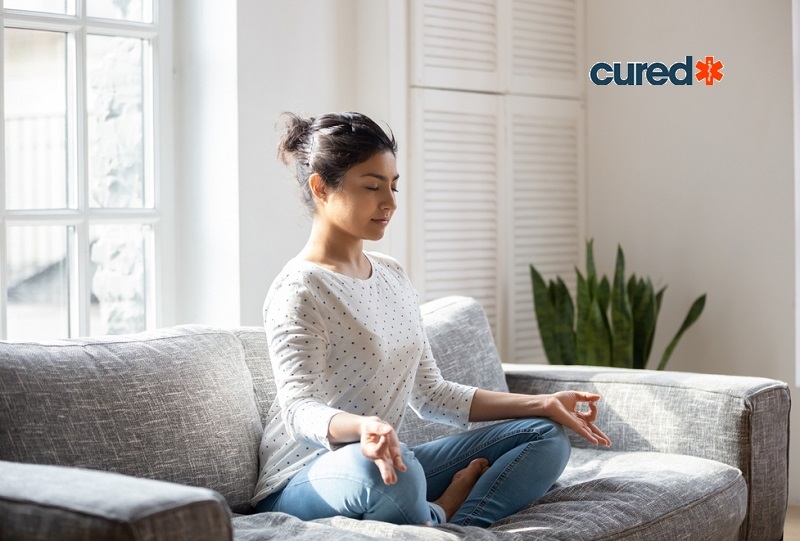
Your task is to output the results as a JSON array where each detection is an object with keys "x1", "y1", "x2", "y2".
[
  {"x1": 694, "y1": 56, "x2": 724, "y2": 86},
  {"x1": 590, "y1": 56, "x2": 724, "y2": 86}
]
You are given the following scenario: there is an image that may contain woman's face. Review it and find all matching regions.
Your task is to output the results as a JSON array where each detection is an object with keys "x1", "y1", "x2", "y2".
[{"x1": 315, "y1": 151, "x2": 399, "y2": 242}]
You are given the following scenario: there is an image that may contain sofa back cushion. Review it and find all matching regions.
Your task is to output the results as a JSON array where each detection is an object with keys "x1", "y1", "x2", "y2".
[
  {"x1": 0, "y1": 325, "x2": 263, "y2": 514},
  {"x1": 233, "y1": 327, "x2": 275, "y2": 424}
]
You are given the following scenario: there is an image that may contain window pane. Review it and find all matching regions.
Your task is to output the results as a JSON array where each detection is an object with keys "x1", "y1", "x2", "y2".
[
  {"x1": 4, "y1": 29, "x2": 68, "y2": 210},
  {"x1": 87, "y1": 35, "x2": 147, "y2": 209},
  {"x1": 87, "y1": 0, "x2": 150, "y2": 24},
  {"x1": 6, "y1": 225, "x2": 71, "y2": 340},
  {"x1": 90, "y1": 224, "x2": 148, "y2": 335},
  {"x1": 4, "y1": 0, "x2": 72, "y2": 15}
]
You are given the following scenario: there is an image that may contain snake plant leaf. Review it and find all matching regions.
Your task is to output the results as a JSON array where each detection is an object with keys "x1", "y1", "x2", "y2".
[
  {"x1": 575, "y1": 270, "x2": 589, "y2": 364},
  {"x1": 611, "y1": 245, "x2": 634, "y2": 368},
  {"x1": 597, "y1": 276, "x2": 611, "y2": 315},
  {"x1": 657, "y1": 294, "x2": 707, "y2": 370},
  {"x1": 586, "y1": 239, "x2": 597, "y2": 283},
  {"x1": 645, "y1": 285, "x2": 667, "y2": 363},
  {"x1": 631, "y1": 278, "x2": 657, "y2": 369},
  {"x1": 627, "y1": 274, "x2": 638, "y2": 299},
  {"x1": 554, "y1": 277, "x2": 577, "y2": 364},
  {"x1": 530, "y1": 264, "x2": 559, "y2": 365},
  {"x1": 583, "y1": 297, "x2": 612, "y2": 366},
  {"x1": 655, "y1": 286, "x2": 666, "y2": 315}
]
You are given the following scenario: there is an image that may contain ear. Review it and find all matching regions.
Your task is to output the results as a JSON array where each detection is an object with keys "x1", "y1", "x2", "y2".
[{"x1": 308, "y1": 173, "x2": 327, "y2": 202}]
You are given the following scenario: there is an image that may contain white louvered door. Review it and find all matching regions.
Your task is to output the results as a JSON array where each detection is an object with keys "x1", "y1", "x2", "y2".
[
  {"x1": 505, "y1": 95, "x2": 585, "y2": 364},
  {"x1": 409, "y1": 88, "x2": 504, "y2": 338},
  {"x1": 509, "y1": 0, "x2": 584, "y2": 97},
  {"x1": 408, "y1": 0, "x2": 585, "y2": 363}
]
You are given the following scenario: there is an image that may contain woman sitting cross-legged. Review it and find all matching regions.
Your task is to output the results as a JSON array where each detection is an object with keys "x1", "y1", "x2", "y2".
[{"x1": 252, "y1": 111, "x2": 611, "y2": 528}]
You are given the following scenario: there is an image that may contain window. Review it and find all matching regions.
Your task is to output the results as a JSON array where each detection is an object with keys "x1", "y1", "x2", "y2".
[{"x1": 1, "y1": 0, "x2": 170, "y2": 340}]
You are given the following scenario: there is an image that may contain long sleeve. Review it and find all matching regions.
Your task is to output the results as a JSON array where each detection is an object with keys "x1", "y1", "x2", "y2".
[
  {"x1": 264, "y1": 279, "x2": 340, "y2": 450},
  {"x1": 408, "y1": 320, "x2": 476, "y2": 429}
]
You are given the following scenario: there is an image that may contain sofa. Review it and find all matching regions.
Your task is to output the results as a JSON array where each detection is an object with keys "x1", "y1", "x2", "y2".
[{"x1": 0, "y1": 295, "x2": 790, "y2": 541}]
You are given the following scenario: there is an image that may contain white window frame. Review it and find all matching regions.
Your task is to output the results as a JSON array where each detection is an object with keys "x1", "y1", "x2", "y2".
[{"x1": 0, "y1": 0, "x2": 173, "y2": 339}]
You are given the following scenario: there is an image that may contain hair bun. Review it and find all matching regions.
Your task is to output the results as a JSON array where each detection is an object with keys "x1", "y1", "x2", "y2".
[{"x1": 277, "y1": 112, "x2": 314, "y2": 165}]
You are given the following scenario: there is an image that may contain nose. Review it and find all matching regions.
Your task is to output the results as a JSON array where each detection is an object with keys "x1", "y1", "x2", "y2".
[{"x1": 382, "y1": 188, "x2": 397, "y2": 211}]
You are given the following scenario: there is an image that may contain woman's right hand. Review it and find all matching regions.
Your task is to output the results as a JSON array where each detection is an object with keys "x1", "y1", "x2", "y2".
[{"x1": 359, "y1": 416, "x2": 407, "y2": 485}]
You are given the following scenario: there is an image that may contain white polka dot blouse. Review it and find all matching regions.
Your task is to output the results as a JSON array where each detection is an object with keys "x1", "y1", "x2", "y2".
[{"x1": 251, "y1": 252, "x2": 476, "y2": 505}]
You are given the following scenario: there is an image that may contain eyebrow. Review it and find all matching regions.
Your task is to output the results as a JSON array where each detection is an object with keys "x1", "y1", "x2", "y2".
[{"x1": 361, "y1": 173, "x2": 400, "y2": 182}]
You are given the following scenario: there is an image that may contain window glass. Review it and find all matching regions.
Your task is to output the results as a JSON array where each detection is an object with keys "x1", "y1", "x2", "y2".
[
  {"x1": 87, "y1": 35, "x2": 147, "y2": 209},
  {"x1": 4, "y1": 0, "x2": 72, "y2": 15},
  {"x1": 89, "y1": 223, "x2": 149, "y2": 335},
  {"x1": 87, "y1": 0, "x2": 149, "y2": 23},
  {"x1": 6, "y1": 225, "x2": 71, "y2": 340},
  {"x1": 4, "y1": 29, "x2": 68, "y2": 210}
]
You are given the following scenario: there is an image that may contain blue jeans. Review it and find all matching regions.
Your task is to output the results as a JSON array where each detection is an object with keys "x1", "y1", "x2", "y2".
[{"x1": 255, "y1": 418, "x2": 571, "y2": 528}]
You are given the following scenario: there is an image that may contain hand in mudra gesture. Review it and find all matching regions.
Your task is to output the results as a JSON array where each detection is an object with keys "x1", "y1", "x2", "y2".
[
  {"x1": 546, "y1": 391, "x2": 612, "y2": 447},
  {"x1": 360, "y1": 417, "x2": 407, "y2": 485}
]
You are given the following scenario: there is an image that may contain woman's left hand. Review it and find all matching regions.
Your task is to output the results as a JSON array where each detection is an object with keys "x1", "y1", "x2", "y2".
[{"x1": 544, "y1": 391, "x2": 612, "y2": 447}]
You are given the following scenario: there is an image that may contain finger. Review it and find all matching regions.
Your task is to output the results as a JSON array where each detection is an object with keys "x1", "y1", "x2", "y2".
[
  {"x1": 374, "y1": 458, "x2": 397, "y2": 485},
  {"x1": 392, "y1": 450, "x2": 407, "y2": 472},
  {"x1": 580, "y1": 426, "x2": 599, "y2": 445},
  {"x1": 567, "y1": 417, "x2": 598, "y2": 445},
  {"x1": 576, "y1": 392, "x2": 602, "y2": 403},
  {"x1": 589, "y1": 423, "x2": 612, "y2": 447},
  {"x1": 577, "y1": 401, "x2": 599, "y2": 423}
]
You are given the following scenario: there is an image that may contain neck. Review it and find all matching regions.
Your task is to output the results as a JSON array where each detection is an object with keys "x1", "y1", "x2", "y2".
[{"x1": 300, "y1": 219, "x2": 369, "y2": 278}]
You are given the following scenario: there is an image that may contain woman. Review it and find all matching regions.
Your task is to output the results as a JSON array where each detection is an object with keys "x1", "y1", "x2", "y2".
[{"x1": 253, "y1": 112, "x2": 610, "y2": 528}]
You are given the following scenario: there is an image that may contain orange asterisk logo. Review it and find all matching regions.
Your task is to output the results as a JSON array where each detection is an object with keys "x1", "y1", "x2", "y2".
[{"x1": 695, "y1": 56, "x2": 724, "y2": 86}]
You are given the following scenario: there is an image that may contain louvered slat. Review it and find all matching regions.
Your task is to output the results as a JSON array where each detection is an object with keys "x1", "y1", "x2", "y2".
[{"x1": 509, "y1": 97, "x2": 582, "y2": 364}]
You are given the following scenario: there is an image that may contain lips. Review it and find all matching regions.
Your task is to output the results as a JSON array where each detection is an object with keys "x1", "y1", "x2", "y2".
[{"x1": 371, "y1": 217, "x2": 391, "y2": 226}]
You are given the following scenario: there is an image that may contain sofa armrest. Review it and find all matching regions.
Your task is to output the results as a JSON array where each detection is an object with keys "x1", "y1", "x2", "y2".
[
  {"x1": 0, "y1": 460, "x2": 233, "y2": 541},
  {"x1": 503, "y1": 364, "x2": 790, "y2": 540}
]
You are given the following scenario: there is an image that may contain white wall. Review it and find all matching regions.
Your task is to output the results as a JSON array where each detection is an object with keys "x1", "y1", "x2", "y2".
[
  {"x1": 586, "y1": 0, "x2": 796, "y2": 502},
  {"x1": 176, "y1": 0, "x2": 398, "y2": 327},
  {"x1": 173, "y1": 0, "x2": 241, "y2": 326},
  {"x1": 236, "y1": 0, "x2": 399, "y2": 327}
]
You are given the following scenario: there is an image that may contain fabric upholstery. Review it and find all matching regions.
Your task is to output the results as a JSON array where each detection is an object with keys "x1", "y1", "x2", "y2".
[
  {"x1": 491, "y1": 448, "x2": 747, "y2": 540},
  {"x1": 233, "y1": 327, "x2": 276, "y2": 426},
  {"x1": 0, "y1": 325, "x2": 263, "y2": 514},
  {"x1": 504, "y1": 364, "x2": 790, "y2": 541},
  {"x1": 0, "y1": 460, "x2": 232, "y2": 541}
]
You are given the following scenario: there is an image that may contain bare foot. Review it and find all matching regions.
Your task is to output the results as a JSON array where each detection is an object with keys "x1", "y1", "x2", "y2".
[{"x1": 433, "y1": 458, "x2": 490, "y2": 521}]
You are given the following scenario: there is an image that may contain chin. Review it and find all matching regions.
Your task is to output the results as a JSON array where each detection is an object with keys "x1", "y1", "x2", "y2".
[{"x1": 362, "y1": 229, "x2": 386, "y2": 242}]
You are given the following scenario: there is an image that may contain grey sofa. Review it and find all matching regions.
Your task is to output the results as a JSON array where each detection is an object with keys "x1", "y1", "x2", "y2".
[{"x1": 0, "y1": 296, "x2": 790, "y2": 541}]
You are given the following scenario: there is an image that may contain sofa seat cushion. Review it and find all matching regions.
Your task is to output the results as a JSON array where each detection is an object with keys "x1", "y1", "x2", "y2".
[
  {"x1": 0, "y1": 325, "x2": 263, "y2": 514},
  {"x1": 490, "y1": 448, "x2": 747, "y2": 540},
  {"x1": 231, "y1": 449, "x2": 744, "y2": 541}
]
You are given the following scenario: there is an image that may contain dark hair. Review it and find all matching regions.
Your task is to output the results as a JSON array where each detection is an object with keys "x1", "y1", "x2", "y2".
[{"x1": 277, "y1": 112, "x2": 397, "y2": 211}]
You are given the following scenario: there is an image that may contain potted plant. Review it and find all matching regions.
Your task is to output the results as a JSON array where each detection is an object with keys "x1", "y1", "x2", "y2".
[{"x1": 530, "y1": 240, "x2": 706, "y2": 370}]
